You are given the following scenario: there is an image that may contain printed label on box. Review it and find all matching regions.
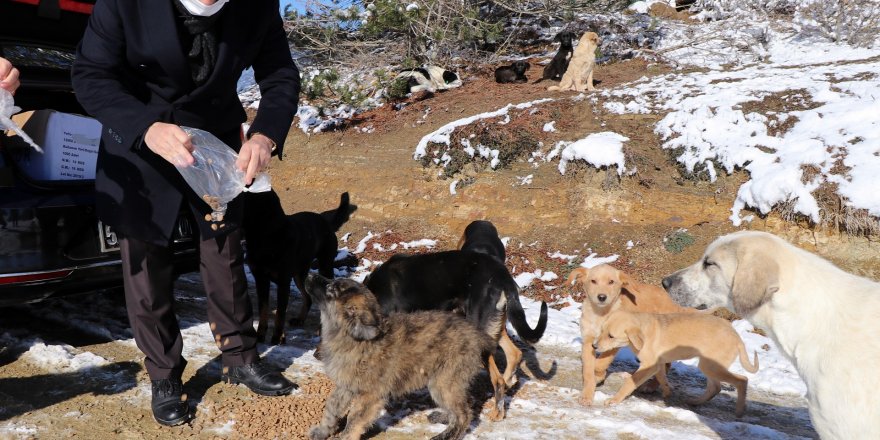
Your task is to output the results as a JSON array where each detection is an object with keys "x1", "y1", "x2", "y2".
[{"x1": 6, "y1": 110, "x2": 102, "y2": 181}]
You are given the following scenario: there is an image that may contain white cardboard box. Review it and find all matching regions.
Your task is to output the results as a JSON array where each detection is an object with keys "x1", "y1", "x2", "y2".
[{"x1": 5, "y1": 110, "x2": 102, "y2": 181}]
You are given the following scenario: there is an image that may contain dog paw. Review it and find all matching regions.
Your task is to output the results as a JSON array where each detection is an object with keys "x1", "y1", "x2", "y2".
[
  {"x1": 308, "y1": 426, "x2": 331, "y2": 440},
  {"x1": 427, "y1": 411, "x2": 450, "y2": 424},
  {"x1": 486, "y1": 406, "x2": 505, "y2": 422},
  {"x1": 578, "y1": 394, "x2": 594, "y2": 406},
  {"x1": 504, "y1": 375, "x2": 518, "y2": 388},
  {"x1": 603, "y1": 399, "x2": 618, "y2": 407}
]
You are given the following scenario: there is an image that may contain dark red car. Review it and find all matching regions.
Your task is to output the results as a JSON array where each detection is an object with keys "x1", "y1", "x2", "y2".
[{"x1": 0, "y1": 0, "x2": 198, "y2": 304}]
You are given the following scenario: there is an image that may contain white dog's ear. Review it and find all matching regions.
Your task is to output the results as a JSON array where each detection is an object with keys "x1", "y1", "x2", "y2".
[
  {"x1": 732, "y1": 248, "x2": 780, "y2": 316},
  {"x1": 567, "y1": 267, "x2": 589, "y2": 286},
  {"x1": 625, "y1": 327, "x2": 644, "y2": 352}
]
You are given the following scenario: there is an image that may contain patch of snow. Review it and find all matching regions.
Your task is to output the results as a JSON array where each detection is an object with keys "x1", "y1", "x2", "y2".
[
  {"x1": 413, "y1": 98, "x2": 554, "y2": 160},
  {"x1": 399, "y1": 239, "x2": 437, "y2": 250},
  {"x1": 603, "y1": 45, "x2": 880, "y2": 225},
  {"x1": 554, "y1": 132, "x2": 630, "y2": 176},
  {"x1": 543, "y1": 121, "x2": 557, "y2": 132},
  {"x1": 353, "y1": 232, "x2": 376, "y2": 254},
  {"x1": 516, "y1": 175, "x2": 534, "y2": 185}
]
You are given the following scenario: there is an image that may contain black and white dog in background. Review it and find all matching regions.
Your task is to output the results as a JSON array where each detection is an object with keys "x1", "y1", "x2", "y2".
[{"x1": 395, "y1": 66, "x2": 463, "y2": 93}]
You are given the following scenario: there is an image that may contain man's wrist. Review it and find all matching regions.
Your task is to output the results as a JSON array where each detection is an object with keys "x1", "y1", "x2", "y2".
[{"x1": 248, "y1": 132, "x2": 277, "y2": 153}]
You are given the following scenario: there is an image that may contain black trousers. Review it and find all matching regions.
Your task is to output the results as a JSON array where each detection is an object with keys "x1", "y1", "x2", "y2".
[{"x1": 120, "y1": 227, "x2": 258, "y2": 380}]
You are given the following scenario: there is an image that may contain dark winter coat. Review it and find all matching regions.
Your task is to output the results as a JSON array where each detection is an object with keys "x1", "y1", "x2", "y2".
[{"x1": 72, "y1": 0, "x2": 300, "y2": 245}]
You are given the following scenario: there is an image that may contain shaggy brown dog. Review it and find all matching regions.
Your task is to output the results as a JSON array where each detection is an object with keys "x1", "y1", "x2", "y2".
[
  {"x1": 547, "y1": 31, "x2": 600, "y2": 92},
  {"x1": 306, "y1": 275, "x2": 499, "y2": 440}
]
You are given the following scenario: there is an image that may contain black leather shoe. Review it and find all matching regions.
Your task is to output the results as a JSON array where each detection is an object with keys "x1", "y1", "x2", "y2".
[
  {"x1": 222, "y1": 362, "x2": 296, "y2": 396},
  {"x1": 151, "y1": 378, "x2": 190, "y2": 426}
]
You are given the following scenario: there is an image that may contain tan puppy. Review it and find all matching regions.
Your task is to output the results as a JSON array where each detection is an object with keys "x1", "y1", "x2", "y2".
[
  {"x1": 305, "y1": 274, "x2": 499, "y2": 440},
  {"x1": 547, "y1": 32, "x2": 599, "y2": 92},
  {"x1": 568, "y1": 264, "x2": 698, "y2": 405},
  {"x1": 596, "y1": 310, "x2": 758, "y2": 417}
]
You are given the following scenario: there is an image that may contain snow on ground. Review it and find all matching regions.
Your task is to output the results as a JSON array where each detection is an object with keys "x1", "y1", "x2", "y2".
[
  {"x1": 548, "y1": 131, "x2": 630, "y2": 176},
  {"x1": 601, "y1": 18, "x2": 880, "y2": 226},
  {"x1": 0, "y1": 238, "x2": 812, "y2": 439},
  {"x1": 413, "y1": 98, "x2": 555, "y2": 161}
]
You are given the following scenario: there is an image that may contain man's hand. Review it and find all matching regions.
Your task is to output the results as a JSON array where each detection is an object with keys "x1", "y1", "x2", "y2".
[
  {"x1": 0, "y1": 57, "x2": 21, "y2": 95},
  {"x1": 236, "y1": 134, "x2": 273, "y2": 185},
  {"x1": 144, "y1": 122, "x2": 195, "y2": 167}
]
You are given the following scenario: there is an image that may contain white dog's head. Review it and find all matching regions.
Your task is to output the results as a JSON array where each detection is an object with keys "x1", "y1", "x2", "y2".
[{"x1": 662, "y1": 231, "x2": 782, "y2": 317}]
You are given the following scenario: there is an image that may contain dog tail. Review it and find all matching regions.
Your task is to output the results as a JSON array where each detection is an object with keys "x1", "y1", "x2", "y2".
[
  {"x1": 503, "y1": 276, "x2": 548, "y2": 344},
  {"x1": 737, "y1": 341, "x2": 759, "y2": 373},
  {"x1": 324, "y1": 192, "x2": 353, "y2": 232}
]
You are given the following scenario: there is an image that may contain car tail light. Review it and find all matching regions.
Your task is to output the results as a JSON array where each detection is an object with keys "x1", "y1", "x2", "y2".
[
  {"x1": 0, "y1": 269, "x2": 73, "y2": 284},
  {"x1": 10, "y1": 0, "x2": 94, "y2": 15}
]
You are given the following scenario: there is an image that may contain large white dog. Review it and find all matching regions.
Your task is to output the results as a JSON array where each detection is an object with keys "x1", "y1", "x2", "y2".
[{"x1": 662, "y1": 231, "x2": 880, "y2": 439}]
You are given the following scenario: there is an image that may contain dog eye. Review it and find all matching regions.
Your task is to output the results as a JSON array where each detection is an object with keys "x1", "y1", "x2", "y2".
[
  {"x1": 590, "y1": 279, "x2": 597, "y2": 284},
  {"x1": 608, "y1": 280, "x2": 614, "y2": 285},
  {"x1": 703, "y1": 259, "x2": 716, "y2": 269}
]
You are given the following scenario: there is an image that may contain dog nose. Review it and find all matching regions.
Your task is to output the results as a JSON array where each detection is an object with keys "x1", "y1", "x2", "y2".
[
  {"x1": 597, "y1": 294, "x2": 607, "y2": 302},
  {"x1": 661, "y1": 276, "x2": 672, "y2": 290}
]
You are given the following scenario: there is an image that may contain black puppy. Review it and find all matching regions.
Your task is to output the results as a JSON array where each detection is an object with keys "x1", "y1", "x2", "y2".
[
  {"x1": 495, "y1": 60, "x2": 530, "y2": 84},
  {"x1": 242, "y1": 190, "x2": 354, "y2": 344},
  {"x1": 364, "y1": 249, "x2": 548, "y2": 415},
  {"x1": 457, "y1": 220, "x2": 505, "y2": 262},
  {"x1": 538, "y1": 30, "x2": 575, "y2": 82}
]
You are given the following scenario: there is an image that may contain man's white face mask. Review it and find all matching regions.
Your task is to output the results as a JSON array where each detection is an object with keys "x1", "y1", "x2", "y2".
[{"x1": 178, "y1": 0, "x2": 229, "y2": 17}]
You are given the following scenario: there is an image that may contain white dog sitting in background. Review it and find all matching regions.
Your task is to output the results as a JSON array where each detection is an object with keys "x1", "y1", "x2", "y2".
[
  {"x1": 394, "y1": 66, "x2": 462, "y2": 94},
  {"x1": 662, "y1": 230, "x2": 880, "y2": 439},
  {"x1": 547, "y1": 31, "x2": 599, "y2": 92}
]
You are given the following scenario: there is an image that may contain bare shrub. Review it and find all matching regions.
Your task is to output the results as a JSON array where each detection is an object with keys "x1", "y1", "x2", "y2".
[{"x1": 795, "y1": 0, "x2": 880, "y2": 48}]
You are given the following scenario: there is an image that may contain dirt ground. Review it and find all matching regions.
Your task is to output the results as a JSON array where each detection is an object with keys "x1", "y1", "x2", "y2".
[{"x1": 2, "y1": 55, "x2": 877, "y2": 439}]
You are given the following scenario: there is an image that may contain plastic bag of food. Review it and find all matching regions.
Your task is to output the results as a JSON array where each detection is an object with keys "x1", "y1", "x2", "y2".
[
  {"x1": 177, "y1": 127, "x2": 271, "y2": 222},
  {"x1": 0, "y1": 88, "x2": 43, "y2": 153}
]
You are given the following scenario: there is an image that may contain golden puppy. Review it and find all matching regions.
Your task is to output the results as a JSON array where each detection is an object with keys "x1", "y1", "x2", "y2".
[
  {"x1": 568, "y1": 264, "x2": 699, "y2": 405},
  {"x1": 305, "y1": 274, "x2": 499, "y2": 440},
  {"x1": 547, "y1": 31, "x2": 599, "y2": 92},
  {"x1": 596, "y1": 310, "x2": 759, "y2": 417}
]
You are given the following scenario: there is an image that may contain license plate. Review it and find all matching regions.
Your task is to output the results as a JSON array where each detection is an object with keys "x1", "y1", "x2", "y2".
[{"x1": 97, "y1": 221, "x2": 120, "y2": 253}]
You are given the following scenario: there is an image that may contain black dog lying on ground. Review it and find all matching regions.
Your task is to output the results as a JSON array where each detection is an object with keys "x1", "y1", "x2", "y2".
[
  {"x1": 495, "y1": 60, "x2": 530, "y2": 84},
  {"x1": 537, "y1": 30, "x2": 575, "y2": 83},
  {"x1": 364, "y1": 247, "x2": 548, "y2": 421},
  {"x1": 457, "y1": 220, "x2": 506, "y2": 262},
  {"x1": 242, "y1": 190, "x2": 354, "y2": 345}
]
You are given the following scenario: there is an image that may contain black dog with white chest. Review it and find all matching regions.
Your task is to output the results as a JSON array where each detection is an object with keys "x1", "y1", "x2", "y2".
[
  {"x1": 242, "y1": 190, "x2": 354, "y2": 345},
  {"x1": 495, "y1": 60, "x2": 530, "y2": 84},
  {"x1": 538, "y1": 30, "x2": 575, "y2": 82}
]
